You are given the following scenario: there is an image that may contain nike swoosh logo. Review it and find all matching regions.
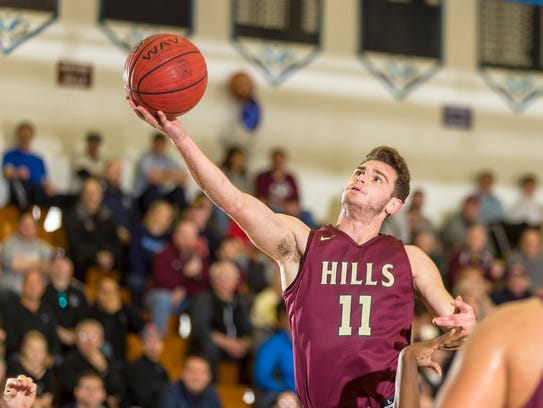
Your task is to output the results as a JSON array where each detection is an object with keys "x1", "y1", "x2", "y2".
[{"x1": 320, "y1": 235, "x2": 334, "y2": 241}]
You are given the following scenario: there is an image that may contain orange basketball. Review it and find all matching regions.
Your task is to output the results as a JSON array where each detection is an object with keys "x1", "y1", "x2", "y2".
[{"x1": 123, "y1": 34, "x2": 208, "y2": 119}]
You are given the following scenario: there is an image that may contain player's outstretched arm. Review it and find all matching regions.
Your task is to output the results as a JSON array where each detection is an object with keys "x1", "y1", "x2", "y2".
[
  {"x1": 127, "y1": 99, "x2": 310, "y2": 265},
  {"x1": 394, "y1": 329, "x2": 463, "y2": 408},
  {"x1": 406, "y1": 245, "x2": 476, "y2": 341},
  {"x1": 3, "y1": 375, "x2": 37, "y2": 408}
]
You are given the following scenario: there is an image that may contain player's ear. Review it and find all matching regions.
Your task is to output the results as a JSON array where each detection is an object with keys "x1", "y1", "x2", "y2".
[{"x1": 385, "y1": 198, "x2": 403, "y2": 215}]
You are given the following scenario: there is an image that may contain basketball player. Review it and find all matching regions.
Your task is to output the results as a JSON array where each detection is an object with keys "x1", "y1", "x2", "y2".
[
  {"x1": 127, "y1": 100, "x2": 476, "y2": 407},
  {"x1": 3, "y1": 375, "x2": 37, "y2": 408},
  {"x1": 396, "y1": 296, "x2": 543, "y2": 407}
]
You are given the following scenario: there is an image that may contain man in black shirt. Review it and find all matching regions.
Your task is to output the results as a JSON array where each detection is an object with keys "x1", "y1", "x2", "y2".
[{"x1": 122, "y1": 323, "x2": 169, "y2": 408}]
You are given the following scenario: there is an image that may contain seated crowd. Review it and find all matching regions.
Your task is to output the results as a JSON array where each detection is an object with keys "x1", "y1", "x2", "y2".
[{"x1": 1, "y1": 121, "x2": 543, "y2": 407}]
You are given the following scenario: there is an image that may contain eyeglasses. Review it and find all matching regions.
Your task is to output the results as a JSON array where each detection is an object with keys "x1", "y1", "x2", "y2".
[{"x1": 78, "y1": 332, "x2": 99, "y2": 342}]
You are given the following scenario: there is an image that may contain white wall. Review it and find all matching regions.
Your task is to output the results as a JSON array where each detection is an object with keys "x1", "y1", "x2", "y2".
[{"x1": 0, "y1": 0, "x2": 542, "y2": 225}]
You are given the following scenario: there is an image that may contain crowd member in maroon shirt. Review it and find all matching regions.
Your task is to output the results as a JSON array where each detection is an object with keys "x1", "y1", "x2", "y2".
[
  {"x1": 144, "y1": 218, "x2": 210, "y2": 335},
  {"x1": 128, "y1": 99, "x2": 475, "y2": 407}
]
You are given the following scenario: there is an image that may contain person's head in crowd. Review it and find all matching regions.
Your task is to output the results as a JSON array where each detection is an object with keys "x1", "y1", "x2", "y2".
[
  {"x1": 15, "y1": 121, "x2": 35, "y2": 151},
  {"x1": 464, "y1": 223, "x2": 488, "y2": 252},
  {"x1": 477, "y1": 170, "x2": 495, "y2": 194},
  {"x1": 73, "y1": 371, "x2": 106, "y2": 408},
  {"x1": 21, "y1": 269, "x2": 46, "y2": 304},
  {"x1": 143, "y1": 199, "x2": 174, "y2": 235},
  {"x1": 271, "y1": 390, "x2": 301, "y2": 408},
  {"x1": 47, "y1": 250, "x2": 74, "y2": 288},
  {"x1": 215, "y1": 236, "x2": 245, "y2": 262},
  {"x1": 221, "y1": 145, "x2": 247, "y2": 174},
  {"x1": 270, "y1": 148, "x2": 289, "y2": 173},
  {"x1": 504, "y1": 263, "x2": 533, "y2": 297},
  {"x1": 411, "y1": 230, "x2": 440, "y2": 256},
  {"x1": 103, "y1": 158, "x2": 123, "y2": 188},
  {"x1": 172, "y1": 218, "x2": 200, "y2": 254},
  {"x1": 20, "y1": 331, "x2": 48, "y2": 369},
  {"x1": 181, "y1": 355, "x2": 213, "y2": 396},
  {"x1": 94, "y1": 276, "x2": 122, "y2": 314},
  {"x1": 151, "y1": 132, "x2": 168, "y2": 156},
  {"x1": 183, "y1": 193, "x2": 214, "y2": 230},
  {"x1": 17, "y1": 211, "x2": 39, "y2": 242},
  {"x1": 518, "y1": 227, "x2": 542, "y2": 258},
  {"x1": 461, "y1": 195, "x2": 480, "y2": 221},
  {"x1": 79, "y1": 177, "x2": 104, "y2": 214},
  {"x1": 519, "y1": 173, "x2": 538, "y2": 197},
  {"x1": 75, "y1": 319, "x2": 104, "y2": 356},
  {"x1": 139, "y1": 323, "x2": 164, "y2": 362},
  {"x1": 85, "y1": 132, "x2": 102, "y2": 159},
  {"x1": 409, "y1": 189, "x2": 425, "y2": 211},
  {"x1": 209, "y1": 260, "x2": 240, "y2": 301},
  {"x1": 452, "y1": 266, "x2": 493, "y2": 320}
]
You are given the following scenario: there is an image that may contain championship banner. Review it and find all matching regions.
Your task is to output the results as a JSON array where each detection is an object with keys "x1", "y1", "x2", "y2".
[
  {"x1": 99, "y1": 0, "x2": 193, "y2": 51},
  {"x1": 479, "y1": 0, "x2": 543, "y2": 111},
  {"x1": 359, "y1": 0, "x2": 443, "y2": 99},
  {"x1": 231, "y1": 0, "x2": 322, "y2": 86},
  {"x1": 0, "y1": 0, "x2": 58, "y2": 55}
]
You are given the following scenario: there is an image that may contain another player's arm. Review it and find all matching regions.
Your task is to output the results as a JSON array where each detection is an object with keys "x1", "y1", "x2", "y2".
[
  {"x1": 406, "y1": 245, "x2": 476, "y2": 336},
  {"x1": 127, "y1": 101, "x2": 310, "y2": 275}
]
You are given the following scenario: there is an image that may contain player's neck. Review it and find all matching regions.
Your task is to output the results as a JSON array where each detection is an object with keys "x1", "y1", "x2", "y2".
[{"x1": 335, "y1": 217, "x2": 382, "y2": 245}]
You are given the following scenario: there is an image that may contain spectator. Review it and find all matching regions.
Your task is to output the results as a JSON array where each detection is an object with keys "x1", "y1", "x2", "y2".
[
  {"x1": 1, "y1": 121, "x2": 56, "y2": 210},
  {"x1": 270, "y1": 390, "x2": 301, "y2": 408},
  {"x1": 250, "y1": 267, "x2": 282, "y2": 348},
  {"x1": 254, "y1": 147, "x2": 315, "y2": 228},
  {"x1": 440, "y1": 195, "x2": 481, "y2": 256},
  {"x1": 490, "y1": 263, "x2": 534, "y2": 305},
  {"x1": 125, "y1": 200, "x2": 174, "y2": 309},
  {"x1": 41, "y1": 253, "x2": 90, "y2": 350},
  {"x1": 122, "y1": 323, "x2": 169, "y2": 408},
  {"x1": 159, "y1": 354, "x2": 222, "y2": 408},
  {"x1": 508, "y1": 173, "x2": 543, "y2": 228},
  {"x1": 56, "y1": 319, "x2": 124, "y2": 407},
  {"x1": 6, "y1": 331, "x2": 54, "y2": 408},
  {"x1": 100, "y1": 158, "x2": 137, "y2": 249},
  {"x1": 507, "y1": 227, "x2": 543, "y2": 293},
  {"x1": 71, "y1": 132, "x2": 106, "y2": 193},
  {"x1": 89, "y1": 276, "x2": 146, "y2": 364},
  {"x1": 475, "y1": 170, "x2": 505, "y2": 225},
  {"x1": 133, "y1": 132, "x2": 188, "y2": 215},
  {"x1": 214, "y1": 146, "x2": 252, "y2": 237},
  {"x1": 62, "y1": 371, "x2": 107, "y2": 408},
  {"x1": 63, "y1": 177, "x2": 123, "y2": 281},
  {"x1": 145, "y1": 219, "x2": 210, "y2": 336},
  {"x1": 3, "y1": 269, "x2": 60, "y2": 362},
  {"x1": 183, "y1": 193, "x2": 221, "y2": 261},
  {"x1": 445, "y1": 223, "x2": 495, "y2": 288},
  {"x1": 0, "y1": 210, "x2": 54, "y2": 296},
  {"x1": 452, "y1": 266, "x2": 495, "y2": 321},
  {"x1": 253, "y1": 301, "x2": 295, "y2": 408},
  {"x1": 189, "y1": 260, "x2": 252, "y2": 380}
]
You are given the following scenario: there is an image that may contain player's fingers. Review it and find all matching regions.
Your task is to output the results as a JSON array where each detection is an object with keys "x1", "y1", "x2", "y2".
[{"x1": 430, "y1": 361, "x2": 442, "y2": 377}]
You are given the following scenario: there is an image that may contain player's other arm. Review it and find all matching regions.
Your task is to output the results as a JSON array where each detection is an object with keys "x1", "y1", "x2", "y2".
[
  {"x1": 127, "y1": 100, "x2": 310, "y2": 265},
  {"x1": 406, "y1": 245, "x2": 476, "y2": 337}
]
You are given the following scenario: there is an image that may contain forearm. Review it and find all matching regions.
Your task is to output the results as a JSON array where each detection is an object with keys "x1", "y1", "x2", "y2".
[
  {"x1": 394, "y1": 348, "x2": 420, "y2": 408},
  {"x1": 168, "y1": 131, "x2": 243, "y2": 214}
]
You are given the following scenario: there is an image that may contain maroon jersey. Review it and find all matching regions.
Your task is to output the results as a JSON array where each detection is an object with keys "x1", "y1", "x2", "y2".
[
  {"x1": 524, "y1": 295, "x2": 543, "y2": 408},
  {"x1": 284, "y1": 225, "x2": 414, "y2": 408}
]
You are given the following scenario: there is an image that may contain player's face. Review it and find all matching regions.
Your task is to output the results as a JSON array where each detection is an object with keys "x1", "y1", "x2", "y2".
[{"x1": 341, "y1": 160, "x2": 399, "y2": 216}]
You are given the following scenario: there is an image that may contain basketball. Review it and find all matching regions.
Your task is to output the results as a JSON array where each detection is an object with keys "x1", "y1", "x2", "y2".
[{"x1": 123, "y1": 33, "x2": 208, "y2": 119}]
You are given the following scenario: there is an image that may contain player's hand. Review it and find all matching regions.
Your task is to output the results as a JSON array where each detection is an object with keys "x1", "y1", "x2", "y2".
[
  {"x1": 3, "y1": 375, "x2": 37, "y2": 408},
  {"x1": 432, "y1": 296, "x2": 476, "y2": 348},
  {"x1": 126, "y1": 97, "x2": 186, "y2": 143},
  {"x1": 402, "y1": 328, "x2": 463, "y2": 377}
]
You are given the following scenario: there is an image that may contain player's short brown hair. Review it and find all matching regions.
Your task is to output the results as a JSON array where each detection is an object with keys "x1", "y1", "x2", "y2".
[{"x1": 364, "y1": 146, "x2": 410, "y2": 202}]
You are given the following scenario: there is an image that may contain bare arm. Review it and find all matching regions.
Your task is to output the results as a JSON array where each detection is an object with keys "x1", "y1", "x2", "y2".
[
  {"x1": 406, "y1": 245, "x2": 476, "y2": 337},
  {"x1": 127, "y1": 100, "x2": 310, "y2": 279}
]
